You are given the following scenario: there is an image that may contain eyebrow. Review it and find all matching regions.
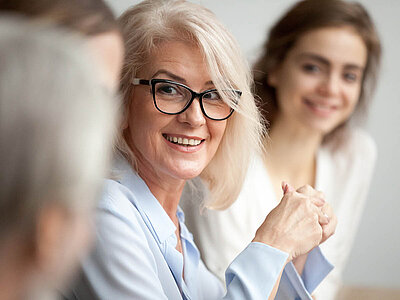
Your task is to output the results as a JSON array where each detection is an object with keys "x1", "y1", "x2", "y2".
[
  {"x1": 297, "y1": 52, "x2": 365, "y2": 71},
  {"x1": 151, "y1": 69, "x2": 214, "y2": 86}
]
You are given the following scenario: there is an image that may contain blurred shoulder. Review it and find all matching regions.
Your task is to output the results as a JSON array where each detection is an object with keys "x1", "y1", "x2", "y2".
[{"x1": 325, "y1": 128, "x2": 377, "y2": 164}]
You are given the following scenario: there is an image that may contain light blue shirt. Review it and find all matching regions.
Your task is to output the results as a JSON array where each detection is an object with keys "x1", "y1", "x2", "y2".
[{"x1": 67, "y1": 157, "x2": 332, "y2": 300}]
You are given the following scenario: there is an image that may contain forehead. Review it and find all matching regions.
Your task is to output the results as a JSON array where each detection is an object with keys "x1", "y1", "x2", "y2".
[
  {"x1": 141, "y1": 40, "x2": 210, "y2": 80},
  {"x1": 289, "y1": 26, "x2": 368, "y2": 68}
]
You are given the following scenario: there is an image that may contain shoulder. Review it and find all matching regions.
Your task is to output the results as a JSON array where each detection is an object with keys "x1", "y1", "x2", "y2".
[
  {"x1": 97, "y1": 179, "x2": 148, "y2": 242},
  {"x1": 100, "y1": 179, "x2": 136, "y2": 212},
  {"x1": 325, "y1": 128, "x2": 377, "y2": 166},
  {"x1": 344, "y1": 128, "x2": 377, "y2": 159}
]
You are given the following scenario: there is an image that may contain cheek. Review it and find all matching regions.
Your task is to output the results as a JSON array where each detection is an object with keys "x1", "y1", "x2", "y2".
[
  {"x1": 343, "y1": 85, "x2": 361, "y2": 114},
  {"x1": 128, "y1": 96, "x2": 158, "y2": 143},
  {"x1": 209, "y1": 121, "x2": 227, "y2": 152},
  {"x1": 277, "y1": 70, "x2": 315, "y2": 103}
]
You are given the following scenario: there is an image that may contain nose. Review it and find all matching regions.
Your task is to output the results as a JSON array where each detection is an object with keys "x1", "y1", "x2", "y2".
[
  {"x1": 318, "y1": 73, "x2": 341, "y2": 97},
  {"x1": 177, "y1": 98, "x2": 206, "y2": 127}
]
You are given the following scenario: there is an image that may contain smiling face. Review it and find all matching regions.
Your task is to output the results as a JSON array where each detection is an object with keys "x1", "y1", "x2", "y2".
[
  {"x1": 269, "y1": 26, "x2": 368, "y2": 135},
  {"x1": 124, "y1": 41, "x2": 227, "y2": 185}
]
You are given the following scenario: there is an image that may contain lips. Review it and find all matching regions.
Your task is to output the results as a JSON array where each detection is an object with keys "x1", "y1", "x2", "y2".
[
  {"x1": 303, "y1": 98, "x2": 338, "y2": 115},
  {"x1": 162, "y1": 134, "x2": 204, "y2": 146}
]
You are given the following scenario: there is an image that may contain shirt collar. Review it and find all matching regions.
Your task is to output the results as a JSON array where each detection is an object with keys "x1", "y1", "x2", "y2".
[{"x1": 112, "y1": 155, "x2": 177, "y2": 244}]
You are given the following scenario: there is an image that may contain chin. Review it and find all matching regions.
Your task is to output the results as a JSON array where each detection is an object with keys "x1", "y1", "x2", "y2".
[
  {"x1": 304, "y1": 120, "x2": 339, "y2": 136},
  {"x1": 169, "y1": 163, "x2": 205, "y2": 180},
  {"x1": 177, "y1": 169, "x2": 204, "y2": 180}
]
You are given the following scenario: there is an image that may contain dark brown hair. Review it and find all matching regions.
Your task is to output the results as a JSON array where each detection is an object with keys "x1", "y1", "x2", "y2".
[
  {"x1": 0, "y1": 0, "x2": 118, "y2": 36},
  {"x1": 253, "y1": 0, "x2": 381, "y2": 141}
]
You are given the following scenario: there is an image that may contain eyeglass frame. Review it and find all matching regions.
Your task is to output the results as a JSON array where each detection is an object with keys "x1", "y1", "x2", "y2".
[{"x1": 131, "y1": 78, "x2": 241, "y2": 121}]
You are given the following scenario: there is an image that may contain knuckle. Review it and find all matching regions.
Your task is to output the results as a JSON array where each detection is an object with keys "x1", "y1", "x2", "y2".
[{"x1": 304, "y1": 184, "x2": 313, "y2": 192}]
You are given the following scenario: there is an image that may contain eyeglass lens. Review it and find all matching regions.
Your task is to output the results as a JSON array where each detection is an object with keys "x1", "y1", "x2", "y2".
[{"x1": 153, "y1": 81, "x2": 234, "y2": 120}]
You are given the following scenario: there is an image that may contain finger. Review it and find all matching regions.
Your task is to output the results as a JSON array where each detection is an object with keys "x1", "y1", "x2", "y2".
[
  {"x1": 315, "y1": 190, "x2": 326, "y2": 201},
  {"x1": 281, "y1": 181, "x2": 295, "y2": 195},
  {"x1": 281, "y1": 181, "x2": 288, "y2": 194},
  {"x1": 321, "y1": 216, "x2": 337, "y2": 243},
  {"x1": 321, "y1": 202, "x2": 332, "y2": 217},
  {"x1": 315, "y1": 207, "x2": 329, "y2": 225},
  {"x1": 297, "y1": 185, "x2": 326, "y2": 200},
  {"x1": 310, "y1": 196, "x2": 325, "y2": 207},
  {"x1": 296, "y1": 184, "x2": 314, "y2": 195}
]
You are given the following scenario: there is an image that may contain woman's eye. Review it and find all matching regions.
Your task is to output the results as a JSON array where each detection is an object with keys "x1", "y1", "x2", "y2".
[
  {"x1": 302, "y1": 63, "x2": 320, "y2": 73},
  {"x1": 343, "y1": 72, "x2": 358, "y2": 83},
  {"x1": 157, "y1": 84, "x2": 178, "y2": 95},
  {"x1": 204, "y1": 91, "x2": 221, "y2": 100}
]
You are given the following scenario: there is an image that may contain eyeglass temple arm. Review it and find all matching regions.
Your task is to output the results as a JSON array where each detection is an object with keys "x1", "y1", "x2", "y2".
[{"x1": 132, "y1": 78, "x2": 150, "y2": 86}]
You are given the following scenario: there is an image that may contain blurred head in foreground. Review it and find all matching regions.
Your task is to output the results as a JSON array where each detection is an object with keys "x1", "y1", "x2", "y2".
[
  {"x1": 0, "y1": 18, "x2": 117, "y2": 300},
  {"x1": 0, "y1": 0, "x2": 124, "y2": 91}
]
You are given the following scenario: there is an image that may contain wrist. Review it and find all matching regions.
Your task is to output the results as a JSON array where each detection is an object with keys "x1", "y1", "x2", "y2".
[{"x1": 252, "y1": 234, "x2": 293, "y2": 261}]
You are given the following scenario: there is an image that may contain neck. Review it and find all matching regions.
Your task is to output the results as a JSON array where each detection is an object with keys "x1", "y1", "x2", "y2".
[
  {"x1": 265, "y1": 116, "x2": 323, "y2": 186},
  {"x1": 137, "y1": 163, "x2": 185, "y2": 223}
]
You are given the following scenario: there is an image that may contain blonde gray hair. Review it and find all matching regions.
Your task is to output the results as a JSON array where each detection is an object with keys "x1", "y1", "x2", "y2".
[
  {"x1": 0, "y1": 17, "x2": 118, "y2": 238},
  {"x1": 117, "y1": 0, "x2": 264, "y2": 210}
]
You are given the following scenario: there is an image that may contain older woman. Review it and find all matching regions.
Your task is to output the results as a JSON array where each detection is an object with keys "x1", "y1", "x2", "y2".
[
  {"x1": 67, "y1": 1, "x2": 336, "y2": 299},
  {"x1": 182, "y1": 0, "x2": 381, "y2": 299},
  {"x1": 0, "y1": 18, "x2": 117, "y2": 300}
]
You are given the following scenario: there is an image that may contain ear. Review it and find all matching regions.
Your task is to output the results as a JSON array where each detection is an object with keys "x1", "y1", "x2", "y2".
[
  {"x1": 267, "y1": 67, "x2": 280, "y2": 87},
  {"x1": 267, "y1": 64, "x2": 281, "y2": 88}
]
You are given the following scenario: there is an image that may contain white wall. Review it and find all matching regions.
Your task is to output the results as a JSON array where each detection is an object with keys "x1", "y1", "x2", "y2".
[{"x1": 107, "y1": 0, "x2": 400, "y2": 289}]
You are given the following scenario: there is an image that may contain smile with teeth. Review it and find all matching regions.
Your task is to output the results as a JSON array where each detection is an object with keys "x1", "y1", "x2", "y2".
[
  {"x1": 163, "y1": 134, "x2": 204, "y2": 146},
  {"x1": 304, "y1": 98, "x2": 337, "y2": 112}
]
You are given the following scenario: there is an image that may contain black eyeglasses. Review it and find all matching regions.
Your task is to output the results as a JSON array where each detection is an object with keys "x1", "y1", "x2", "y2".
[{"x1": 132, "y1": 78, "x2": 241, "y2": 121}]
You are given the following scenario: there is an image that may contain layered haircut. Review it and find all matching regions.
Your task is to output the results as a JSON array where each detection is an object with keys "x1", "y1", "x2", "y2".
[
  {"x1": 118, "y1": 0, "x2": 264, "y2": 209},
  {"x1": 253, "y1": 0, "x2": 381, "y2": 142},
  {"x1": 0, "y1": 0, "x2": 118, "y2": 36},
  {"x1": 0, "y1": 18, "x2": 117, "y2": 239}
]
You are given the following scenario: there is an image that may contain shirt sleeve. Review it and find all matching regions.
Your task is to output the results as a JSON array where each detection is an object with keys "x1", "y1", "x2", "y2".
[
  {"x1": 223, "y1": 242, "x2": 289, "y2": 300},
  {"x1": 275, "y1": 248, "x2": 333, "y2": 300}
]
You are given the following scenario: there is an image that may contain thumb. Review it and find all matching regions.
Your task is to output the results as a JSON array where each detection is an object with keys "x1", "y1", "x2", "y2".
[{"x1": 281, "y1": 181, "x2": 295, "y2": 195}]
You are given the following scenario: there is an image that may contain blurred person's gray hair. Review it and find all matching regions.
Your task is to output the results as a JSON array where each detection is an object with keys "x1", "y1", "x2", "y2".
[{"x1": 0, "y1": 16, "x2": 118, "y2": 239}]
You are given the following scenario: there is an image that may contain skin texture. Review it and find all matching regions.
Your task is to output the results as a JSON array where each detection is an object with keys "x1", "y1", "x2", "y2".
[{"x1": 253, "y1": 183, "x2": 330, "y2": 261}]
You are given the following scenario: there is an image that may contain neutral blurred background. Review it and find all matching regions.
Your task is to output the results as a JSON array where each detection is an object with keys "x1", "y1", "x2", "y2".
[{"x1": 107, "y1": 0, "x2": 400, "y2": 298}]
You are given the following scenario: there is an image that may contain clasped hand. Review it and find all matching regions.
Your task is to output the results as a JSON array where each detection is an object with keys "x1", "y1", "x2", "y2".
[{"x1": 253, "y1": 182, "x2": 337, "y2": 261}]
